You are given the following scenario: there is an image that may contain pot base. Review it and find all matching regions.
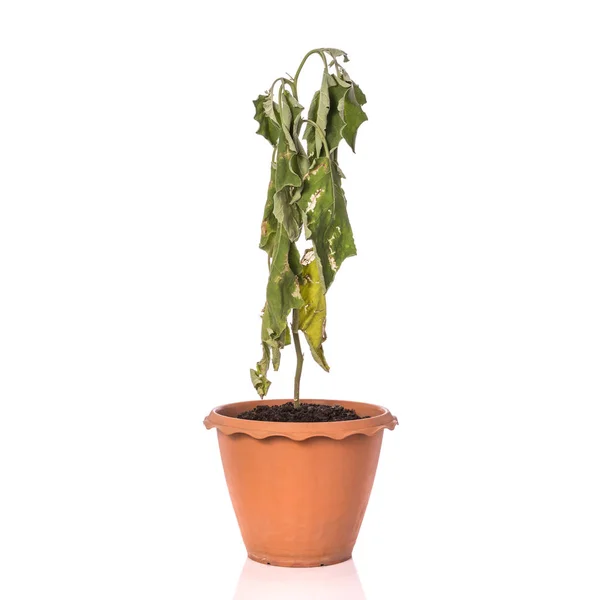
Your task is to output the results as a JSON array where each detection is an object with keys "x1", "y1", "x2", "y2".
[{"x1": 248, "y1": 553, "x2": 352, "y2": 568}]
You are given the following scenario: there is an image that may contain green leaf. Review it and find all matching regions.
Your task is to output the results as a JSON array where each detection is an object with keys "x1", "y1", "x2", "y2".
[
  {"x1": 324, "y1": 164, "x2": 357, "y2": 286},
  {"x1": 324, "y1": 48, "x2": 349, "y2": 62},
  {"x1": 274, "y1": 188, "x2": 302, "y2": 241},
  {"x1": 305, "y1": 75, "x2": 350, "y2": 156},
  {"x1": 281, "y1": 91, "x2": 309, "y2": 180},
  {"x1": 261, "y1": 226, "x2": 304, "y2": 348},
  {"x1": 250, "y1": 342, "x2": 271, "y2": 398},
  {"x1": 253, "y1": 94, "x2": 280, "y2": 146},
  {"x1": 288, "y1": 240, "x2": 301, "y2": 275},
  {"x1": 284, "y1": 91, "x2": 304, "y2": 148},
  {"x1": 315, "y1": 70, "x2": 335, "y2": 157},
  {"x1": 271, "y1": 345, "x2": 281, "y2": 371},
  {"x1": 326, "y1": 82, "x2": 350, "y2": 153},
  {"x1": 342, "y1": 84, "x2": 368, "y2": 152},
  {"x1": 352, "y1": 82, "x2": 367, "y2": 106},
  {"x1": 279, "y1": 92, "x2": 297, "y2": 152},
  {"x1": 263, "y1": 91, "x2": 280, "y2": 121},
  {"x1": 304, "y1": 91, "x2": 319, "y2": 156},
  {"x1": 273, "y1": 114, "x2": 304, "y2": 241},
  {"x1": 298, "y1": 248, "x2": 329, "y2": 371},
  {"x1": 274, "y1": 136, "x2": 302, "y2": 192},
  {"x1": 299, "y1": 157, "x2": 356, "y2": 289},
  {"x1": 259, "y1": 165, "x2": 278, "y2": 254}
]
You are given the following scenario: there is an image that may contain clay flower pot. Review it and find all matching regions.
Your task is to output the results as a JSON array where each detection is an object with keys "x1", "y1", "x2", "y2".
[{"x1": 204, "y1": 399, "x2": 397, "y2": 568}]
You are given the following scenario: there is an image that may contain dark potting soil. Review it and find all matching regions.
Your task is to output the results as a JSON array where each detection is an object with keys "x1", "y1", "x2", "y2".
[{"x1": 236, "y1": 402, "x2": 364, "y2": 423}]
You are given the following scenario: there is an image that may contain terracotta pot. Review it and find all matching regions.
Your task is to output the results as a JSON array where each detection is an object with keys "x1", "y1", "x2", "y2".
[{"x1": 204, "y1": 399, "x2": 397, "y2": 568}]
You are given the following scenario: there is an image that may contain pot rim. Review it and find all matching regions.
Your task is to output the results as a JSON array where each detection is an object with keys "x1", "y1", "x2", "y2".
[{"x1": 204, "y1": 398, "x2": 398, "y2": 440}]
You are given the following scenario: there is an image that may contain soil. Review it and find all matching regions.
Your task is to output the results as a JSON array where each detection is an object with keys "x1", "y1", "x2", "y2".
[{"x1": 236, "y1": 402, "x2": 364, "y2": 423}]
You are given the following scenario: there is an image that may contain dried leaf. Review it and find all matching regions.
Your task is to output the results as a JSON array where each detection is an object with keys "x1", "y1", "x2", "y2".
[{"x1": 250, "y1": 342, "x2": 271, "y2": 398}]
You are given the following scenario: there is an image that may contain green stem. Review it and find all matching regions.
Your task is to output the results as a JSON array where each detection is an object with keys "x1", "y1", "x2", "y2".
[
  {"x1": 269, "y1": 76, "x2": 294, "y2": 97},
  {"x1": 302, "y1": 119, "x2": 330, "y2": 159},
  {"x1": 291, "y1": 49, "x2": 328, "y2": 99},
  {"x1": 292, "y1": 309, "x2": 303, "y2": 408}
]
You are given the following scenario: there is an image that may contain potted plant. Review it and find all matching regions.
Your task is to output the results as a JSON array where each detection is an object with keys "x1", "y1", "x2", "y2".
[{"x1": 204, "y1": 48, "x2": 397, "y2": 568}]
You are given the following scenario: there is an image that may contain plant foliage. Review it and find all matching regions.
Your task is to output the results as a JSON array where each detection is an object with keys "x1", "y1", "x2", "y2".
[{"x1": 250, "y1": 49, "x2": 368, "y2": 401}]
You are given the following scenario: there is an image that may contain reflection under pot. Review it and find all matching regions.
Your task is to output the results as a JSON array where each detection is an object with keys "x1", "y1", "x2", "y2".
[{"x1": 233, "y1": 557, "x2": 367, "y2": 600}]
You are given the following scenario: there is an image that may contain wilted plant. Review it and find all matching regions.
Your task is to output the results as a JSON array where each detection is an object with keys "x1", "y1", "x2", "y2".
[{"x1": 250, "y1": 48, "x2": 368, "y2": 407}]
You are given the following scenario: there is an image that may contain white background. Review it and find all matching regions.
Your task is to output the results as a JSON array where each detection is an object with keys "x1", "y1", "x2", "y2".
[{"x1": 1, "y1": 1, "x2": 599, "y2": 598}]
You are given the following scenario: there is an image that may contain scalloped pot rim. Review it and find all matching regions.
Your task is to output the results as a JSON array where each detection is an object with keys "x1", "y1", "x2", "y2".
[{"x1": 204, "y1": 399, "x2": 398, "y2": 440}]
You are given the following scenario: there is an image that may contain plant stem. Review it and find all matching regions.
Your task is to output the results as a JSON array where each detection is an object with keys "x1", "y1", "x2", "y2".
[
  {"x1": 291, "y1": 49, "x2": 328, "y2": 99},
  {"x1": 269, "y1": 76, "x2": 294, "y2": 98},
  {"x1": 291, "y1": 309, "x2": 303, "y2": 408},
  {"x1": 302, "y1": 119, "x2": 330, "y2": 159}
]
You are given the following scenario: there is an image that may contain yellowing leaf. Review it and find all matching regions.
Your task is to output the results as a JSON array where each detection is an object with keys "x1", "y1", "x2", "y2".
[{"x1": 298, "y1": 249, "x2": 329, "y2": 372}]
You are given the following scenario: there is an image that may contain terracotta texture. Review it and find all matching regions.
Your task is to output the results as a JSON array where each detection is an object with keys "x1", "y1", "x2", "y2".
[{"x1": 204, "y1": 399, "x2": 397, "y2": 568}]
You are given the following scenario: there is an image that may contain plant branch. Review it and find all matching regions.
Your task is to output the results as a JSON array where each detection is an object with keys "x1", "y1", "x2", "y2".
[
  {"x1": 291, "y1": 49, "x2": 328, "y2": 99},
  {"x1": 269, "y1": 76, "x2": 294, "y2": 97},
  {"x1": 292, "y1": 309, "x2": 303, "y2": 408},
  {"x1": 301, "y1": 119, "x2": 330, "y2": 159}
]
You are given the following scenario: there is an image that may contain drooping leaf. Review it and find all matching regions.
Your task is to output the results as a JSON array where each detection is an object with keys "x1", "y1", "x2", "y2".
[
  {"x1": 326, "y1": 82, "x2": 350, "y2": 153},
  {"x1": 274, "y1": 138, "x2": 302, "y2": 192},
  {"x1": 342, "y1": 84, "x2": 368, "y2": 152},
  {"x1": 352, "y1": 82, "x2": 367, "y2": 106},
  {"x1": 273, "y1": 110, "x2": 304, "y2": 242},
  {"x1": 274, "y1": 188, "x2": 302, "y2": 241},
  {"x1": 283, "y1": 91, "x2": 304, "y2": 149},
  {"x1": 298, "y1": 158, "x2": 334, "y2": 269},
  {"x1": 323, "y1": 164, "x2": 357, "y2": 286},
  {"x1": 306, "y1": 74, "x2": 352, "y2": 156},
  {"x1": 250, "y1": 342, "x2": 271, "y2": 398},
  {"x1": 271, "y1": 323, "x2": 291, "y2": 371},
  {"x1": 298, "y1": 248, "x2": 329, "y2": 371},
  {"x1": 315, "y1": 70, "x2": 335, "y2": 157},
  {"x1": 298, "y1": 157, "x2": 356, "y2": 289},
  {"x1": 288, "y1": 240, "x2": 301, "y2": 275},
  {"x1": 253, "y1": 93, "x2": 280, "y2": 146},
  {"x1": 333, "y1": 160, "x2": 346, "y2": 179},
  {"x1": 263, "y1": 91, "x2": 280, "y2": 121},
  {"x1": 324, "y1": 48, "x2": 349, "y2": 63},
  {"x1": 279, "y1": 91, "x2": 297, "y2": 152},
  {"x1": 250, "y1": 368, "x2": 271, "y2": 398},
  {"x1": 284, "y1": 91, "x2": 310, "y2": 179},
  {"x1": 259, "y1": 165, "x2": 278, "y2": 254},
  {"x1": 304, "y1": 91, "x2": 319, "y2": 156},
  {"x1": 261, "y1": 225, "x2": 304, "y2": 348},
  {"x1": 271, "y1": 344, "x2": 281, "y2": 371}
]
